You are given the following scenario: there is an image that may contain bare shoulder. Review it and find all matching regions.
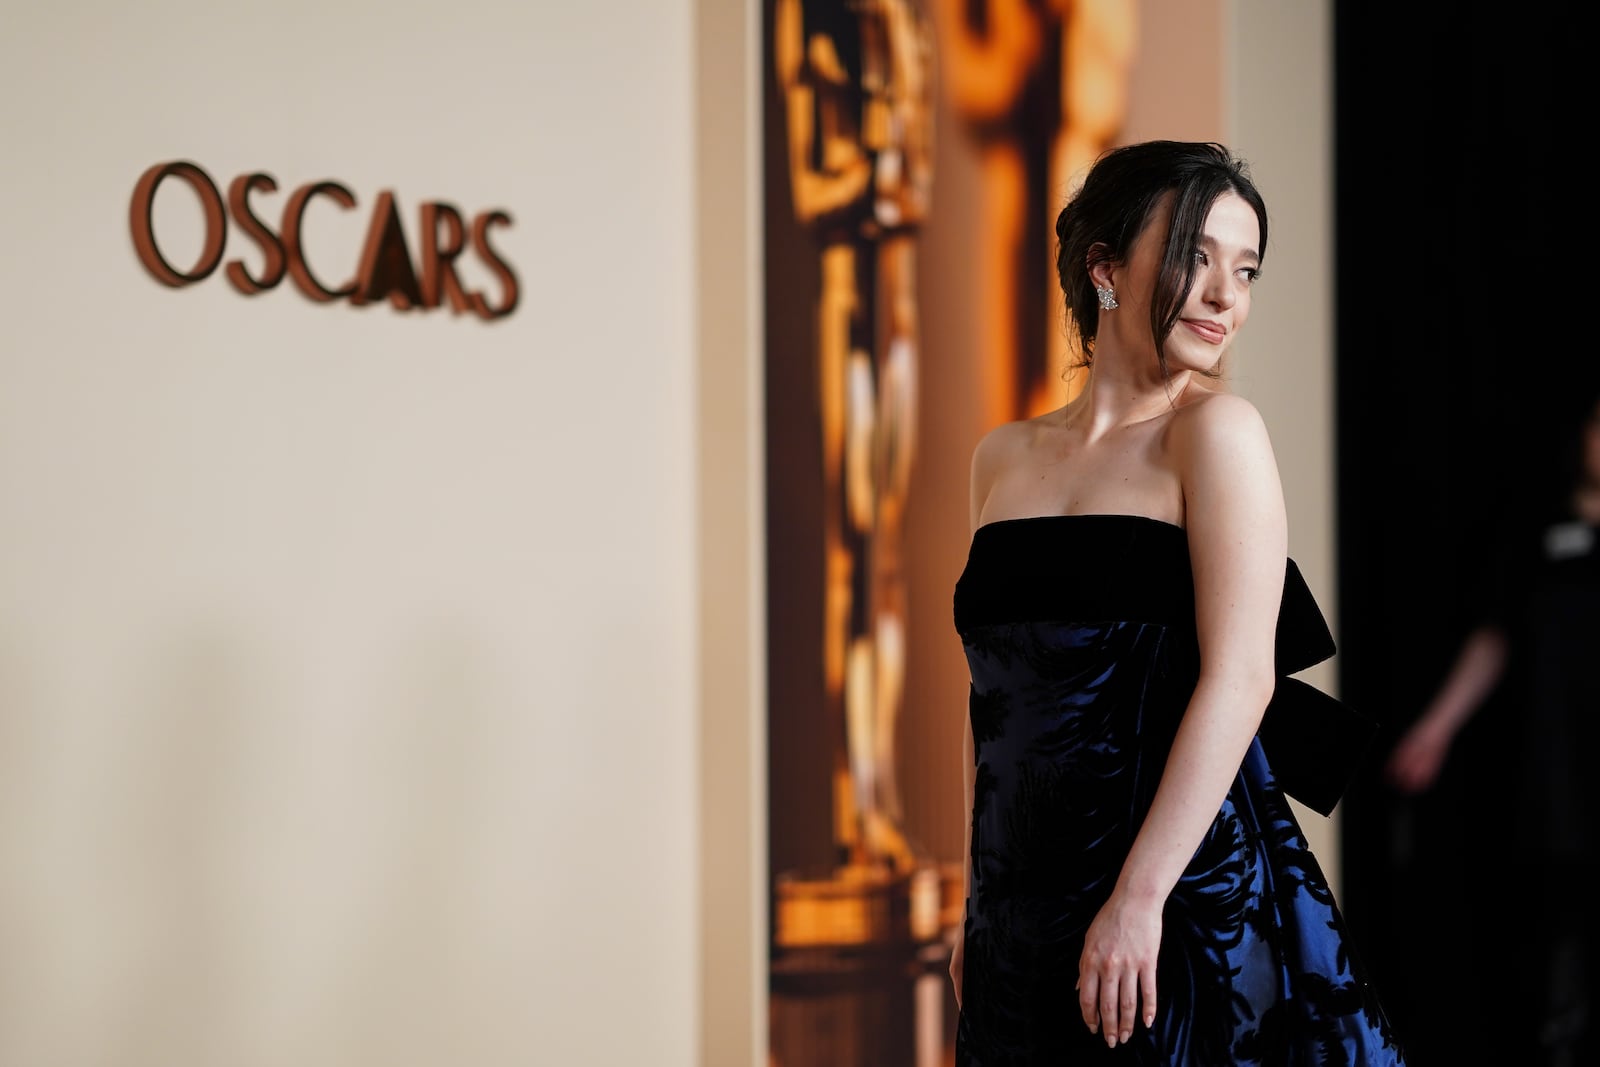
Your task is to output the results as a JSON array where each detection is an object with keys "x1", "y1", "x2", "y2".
[
  {"x1": 970, "y1": 417, "x2": 1031, "y2": 469},
  {"x1": 968, "y1": 417, "x2": 1034, "y2": 527},
  {"x1": 1169, "y1": 389, "x2": 1285, "y2": 545},
  {"x1": 1168, "y1": 389, "x2": 1274, "y2": 469},
  {"x1": 1171, "y1": 388, "x2": 1267, "y2": 432}
]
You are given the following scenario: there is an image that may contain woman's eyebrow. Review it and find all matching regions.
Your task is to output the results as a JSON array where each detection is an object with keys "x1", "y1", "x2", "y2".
[{"x1": 1197, "y1": 232, "x2": 1260, "y2": 265}]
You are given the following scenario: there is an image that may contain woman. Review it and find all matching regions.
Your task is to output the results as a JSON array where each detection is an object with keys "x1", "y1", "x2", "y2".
[{"x1": 948, "y1": 141, "x2": 1403, "y2": 1064}]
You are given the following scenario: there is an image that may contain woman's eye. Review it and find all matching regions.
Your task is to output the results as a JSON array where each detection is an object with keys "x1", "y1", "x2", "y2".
[
  {"x1": 1238, "y1": 268, "x2": 1260, "y2": 284},
  {"x1": 1192, "y1": 249, "x2": 1209, "y2": 265}
]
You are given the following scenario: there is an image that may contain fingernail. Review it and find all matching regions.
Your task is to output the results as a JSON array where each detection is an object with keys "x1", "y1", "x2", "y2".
[
  {"x1": 1107, "y1": 1036, "x2": 1117, "y2": 1048},
  {"x1": 1120, "y1": 1030, "x2": 1131, "y2": 1042}
]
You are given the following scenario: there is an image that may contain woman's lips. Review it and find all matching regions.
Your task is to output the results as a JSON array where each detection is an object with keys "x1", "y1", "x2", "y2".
[{"x1": 1181, "y1": 319, "x2": 1225, "y2": 344}]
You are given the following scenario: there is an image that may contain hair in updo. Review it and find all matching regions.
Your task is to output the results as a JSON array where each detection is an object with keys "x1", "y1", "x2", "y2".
[{"x1": 1054, "y1": 141, "x2": 1268, "y2": 375}]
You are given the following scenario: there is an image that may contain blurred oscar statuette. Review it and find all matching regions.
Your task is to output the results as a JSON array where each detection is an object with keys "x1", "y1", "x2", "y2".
[
  {"x1": 932, "y1": 0, "x2": 1136, "y2": 423},
  {"x1": 770, "y1": 3, "x2": 963, "y2": 1062}
]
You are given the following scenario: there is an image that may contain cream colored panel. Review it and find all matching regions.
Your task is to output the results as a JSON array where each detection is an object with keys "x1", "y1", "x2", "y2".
[{"x1": 0, "y1": 3, "x2": 699, "y2": 1065}]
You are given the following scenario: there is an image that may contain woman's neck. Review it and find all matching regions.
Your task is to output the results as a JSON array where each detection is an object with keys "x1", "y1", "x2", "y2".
[{"x1": 1062, "y1": 360, "x2": 1198, "y2": 440}]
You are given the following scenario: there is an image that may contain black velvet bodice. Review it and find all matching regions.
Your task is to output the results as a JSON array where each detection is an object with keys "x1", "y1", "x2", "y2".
[{"x1": 954, "y1": 513, "x2": 1373, "y2": 817}]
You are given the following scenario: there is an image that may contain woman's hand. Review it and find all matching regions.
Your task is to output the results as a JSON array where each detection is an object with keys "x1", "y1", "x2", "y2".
[
  {"x1": 949, "y1": 926, "x2": 965, "y2": 1010},
  {"x1": 1077, "y1": 892, "x2": 1160, "y2": 1048},
  {"x1": 1385, "y1": 716, "x2": 1453, "y2": 794}
]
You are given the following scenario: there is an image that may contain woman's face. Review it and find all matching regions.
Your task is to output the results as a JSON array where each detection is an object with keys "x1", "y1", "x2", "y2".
[{"x1": 1098, "y1": 190, "x2": 1262, "y2": 375}]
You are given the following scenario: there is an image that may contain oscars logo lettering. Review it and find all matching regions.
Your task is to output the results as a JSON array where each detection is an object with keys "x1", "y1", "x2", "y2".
[{"x1": 129, "y1": 160, "x2": 519, "y2": 320}]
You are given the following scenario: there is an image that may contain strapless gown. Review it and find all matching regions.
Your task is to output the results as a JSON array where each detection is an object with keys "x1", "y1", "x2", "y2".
[{"x1": 952, "y1": 514, "x2": 1405, "y2": 1065}]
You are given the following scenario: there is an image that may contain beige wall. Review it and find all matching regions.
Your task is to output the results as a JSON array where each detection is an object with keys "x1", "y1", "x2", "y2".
[
  {"x1": 1124, "y1": 0, "x2": 1226, "y2": 145},
  {"x1": 1225, "y1": 0, "x2": 1342, "y2": 887},
  {"x1": 0, "y1": 2, "x2": 703, "y2": 1065},
  {"x1": 694, "y1": 0, "x2": 766, "y2": 1063}
]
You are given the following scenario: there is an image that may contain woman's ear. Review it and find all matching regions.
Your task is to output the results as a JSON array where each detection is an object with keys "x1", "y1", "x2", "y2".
[{"x1": 1085, "y1": 242, "x2": 1115, "y2": 291}]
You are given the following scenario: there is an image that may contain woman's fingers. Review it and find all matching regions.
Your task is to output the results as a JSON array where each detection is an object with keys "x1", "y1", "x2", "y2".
[
  {"x1": 1097, "y1": 969, "x2": 1146, "y2": 1047},
  {"x1": 1078, "y1": 898, "x2": 1162, "y2": 1043},
  {"x1": 1076, "y1": 972, "x2": 1100, "y2": 1033},
  {"x1": 1082, "y1": 960, "x2": 1157, "y2": 1046},
  {"x1": 1098, "y1": 973, "x2": 1120, "y2": 1045},
  {"x1": 949, "y1": 943, "x2": 963, "y2": 1011},
  {"x1": 1118, "y1": 973, "x2": 1138, "y2": 1043}
]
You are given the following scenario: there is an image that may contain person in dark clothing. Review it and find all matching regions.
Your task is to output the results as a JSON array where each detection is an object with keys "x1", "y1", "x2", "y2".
[{"x1": 1386, "y1": 387, "x2": 1600, "y2": 1067}]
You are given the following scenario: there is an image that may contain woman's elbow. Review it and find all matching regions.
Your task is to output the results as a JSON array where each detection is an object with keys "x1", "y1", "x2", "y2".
[
  {"x1": 1244, "y1": 672, "x2": 1278, "y2": 713},
  {"x1": 1198, "y1": 668, "x2": 1277, "y2": 714}
]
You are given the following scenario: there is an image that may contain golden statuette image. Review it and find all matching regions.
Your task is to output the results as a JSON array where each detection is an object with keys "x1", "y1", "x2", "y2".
[
  {"x1": 934, "y1": 0, "x2": 1135, "y2": 421},
  {"x1": 773, "y1": 0, "x2": 955, "y2": 954}
]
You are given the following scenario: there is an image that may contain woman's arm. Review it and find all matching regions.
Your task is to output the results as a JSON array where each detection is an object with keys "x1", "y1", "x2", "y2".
[
  {"x1": 1384, "y1": 624, "x2": 1507, "y2": 793},
  {"x1": 1076, "y1": 393, "x2": 1286, "y2": 1047},
  {"x1": 952, "y1": 424, "x2": 1009, "y2": 1006},
  {"x1": 951, "y1": 707, "x2": 974, "y2": 1006}
]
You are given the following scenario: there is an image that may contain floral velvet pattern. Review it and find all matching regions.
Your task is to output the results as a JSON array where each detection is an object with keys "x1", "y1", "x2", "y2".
[{"x1": 952, "y1": 514, "x2": 1404, "y2": 1066}]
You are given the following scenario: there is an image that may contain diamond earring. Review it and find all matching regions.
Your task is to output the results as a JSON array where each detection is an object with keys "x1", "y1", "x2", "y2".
[{"x1": 1095, "y1": 285, "x2": 1118, "y2": 311}]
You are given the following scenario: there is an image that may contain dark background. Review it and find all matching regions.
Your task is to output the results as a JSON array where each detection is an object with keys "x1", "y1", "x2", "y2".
[{"x1": 1334, "y1": 3, "x2": 1589, "y2": 1063}]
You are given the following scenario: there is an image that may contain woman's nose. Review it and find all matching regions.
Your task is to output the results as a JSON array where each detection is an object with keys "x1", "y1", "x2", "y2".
[{"x1": 1203, "y1": 270, "x2": 1237, "y2": 310}]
